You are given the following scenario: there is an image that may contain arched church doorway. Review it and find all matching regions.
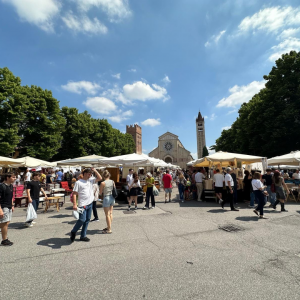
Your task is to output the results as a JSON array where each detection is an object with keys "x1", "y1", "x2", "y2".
[{"x1": 165, "y1": 157, "x2": 173, "y2": 163}]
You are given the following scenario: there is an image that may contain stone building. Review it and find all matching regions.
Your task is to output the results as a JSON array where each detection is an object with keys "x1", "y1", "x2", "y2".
[
  {"x1": 196, "y1": 111, "x2": 206, "y2": 159},
  {"x1": 126, "y1": 124, "x2": 142, "y2": 154},
  {"x1": 148, "y1": 132, "x2": 193, "y2": 169}
]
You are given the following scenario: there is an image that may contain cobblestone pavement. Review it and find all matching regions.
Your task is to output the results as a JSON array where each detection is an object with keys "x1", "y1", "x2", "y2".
[{"x1": 1, "y1": 191, "x2": 300, "y2": 300}]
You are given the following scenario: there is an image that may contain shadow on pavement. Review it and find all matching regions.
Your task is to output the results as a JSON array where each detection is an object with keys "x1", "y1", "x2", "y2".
[
  {"x1": 62, "y1": 220, "x2": 77, "y2": 225},
  {"x1": 8, "y1": 222, "x2": 28, "y2": 230},
  {"x1": 48, "y1": 214, "x2": 72, "y2": 218},
  {"x1": 236, "y1": 216, "x2": 259, "y2": 222},
  {"x1": 37, "y1": 237, "x2": 72, "y2": 249},
  {"x1": 207, "y1": 209, "x2": 228, "y2": 213}
]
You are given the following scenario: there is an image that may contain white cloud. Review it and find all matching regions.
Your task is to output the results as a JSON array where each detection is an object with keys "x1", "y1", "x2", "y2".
[
  {"x1": 238, "y1": 6, "x2": 300, "y2": 34},
  {"x1": 122, "y1": 81, "x2": 169, "y2": 102},
  {"x1": 62, "y1": 11, "x2": 108, "y2": 35},
  {"x1": 227, "y1": 109, "x2": 237, "y2": 115},
  {"x1": 128, "y1": 68, "x2": 137, "y2": 72},
  {"x1": 108, "y1": 110, "x2": 133, "y2": 123},
  {"x1": 278, "y1": 28, "x2": 300, "y2": 40},
  {"x1": 2, "y1": 0, "x2": 60, "y2": 32},
  {"x1": 208, "y1": 149, "x2": 215, "y2": 155},
  {"x1": 112, "y1": 73, "x2": 121, "y2": 79},
  {"x1": 191, "y1": 152, "x2": 198, "y2": 159},
  {"x1": 83, "y1": 97, "x2": 117, "y2": 115},
  {"x1": 217, "y1": 80, "x2": 266, "y2": 108},
  {"x1": 162, "y1": 75, "x2": 171, "y2": 85},
  {"x1": 205, "y1": 30, "x2": 226, "y2": 47},
  {"x1": 61, "y1": 81, "x2": 101, "y2": 95},
  {"x1": 269, "y1": 37, "x2": 300, "y2": 61},
  {"x1": 204, "y1": 115, "x2": 208, "y2": 119},
  {"x1": 210, "y1": 113, "x2": 216, "y2": 121},
  {"x1": 222, "y1": 126, "x2": 231, "y2": 131},
  {"x1": 75, "y1": 0, "x2": 132, "y2": 22},
  {"x1": 141, "y1": 118, "x2": 161, "y2": 127}
]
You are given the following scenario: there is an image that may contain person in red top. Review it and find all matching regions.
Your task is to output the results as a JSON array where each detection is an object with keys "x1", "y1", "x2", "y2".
[{"x1": 162, "y1": 170, "x2": 173, "y2": 203}]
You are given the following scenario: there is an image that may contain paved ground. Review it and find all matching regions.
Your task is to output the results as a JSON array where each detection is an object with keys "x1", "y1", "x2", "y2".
[{"x1": 1, "y1": 191, "x2": 300, "y2": 300}]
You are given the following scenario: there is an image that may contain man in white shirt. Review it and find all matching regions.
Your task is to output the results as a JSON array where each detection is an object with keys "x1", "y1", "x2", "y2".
[
  {"x1": 70, "y1": 168, "x2": 102, "y2": 242},
  {"x1": 220, "y1": 167, "x2": 239, "y2": 211},
  {"x1": 292, "y1": 170, "x2": 300, "y2": 180},
  {"x1": 195, "y1": 169, "x2": 206, "y2": 201},
  {"x1": 126, "y1": 169, "x2": 133, "y2": 202},
  {"x1": 25, "y1": 169, "x2": 31, "y2": 183},
  {"x1": 213, "y1": 169, "x2": 224, "y2": 203}
]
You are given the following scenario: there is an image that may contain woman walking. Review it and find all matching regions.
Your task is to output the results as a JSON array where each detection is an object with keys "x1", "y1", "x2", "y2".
[
  {"x1": 143, "y1": 172, "x2": 155, "y2": 209},
  {"x1": 272, "y1": 170, "x2": 290, "y2": 212},
  {"x1": 128, "y1": 172, "x2": 141, "y2": 211},
  {"x1": 178, "y1": 173, "x2": 187, "y2": 202},
  {"x1": 252, "y1": 172, "x2": 268, "y2": 219},
  {"x1": 99, "y1": 170, "x2": 115, "y2": 234}
]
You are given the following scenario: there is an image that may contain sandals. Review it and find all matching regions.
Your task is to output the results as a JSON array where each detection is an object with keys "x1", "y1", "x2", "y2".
[{"x1": 102, "y1": 228, "x2": 112, "y2": 234}]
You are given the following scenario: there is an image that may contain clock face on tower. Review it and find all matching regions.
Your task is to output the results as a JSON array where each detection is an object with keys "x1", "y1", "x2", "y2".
[{"x1": 164, "y1": 142, "x2": 173, "y2": 151}]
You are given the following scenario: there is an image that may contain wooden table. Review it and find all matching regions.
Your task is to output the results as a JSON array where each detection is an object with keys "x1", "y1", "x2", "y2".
[{"x1": 44, "y1": 197, "x2": 62, "y2": 212}]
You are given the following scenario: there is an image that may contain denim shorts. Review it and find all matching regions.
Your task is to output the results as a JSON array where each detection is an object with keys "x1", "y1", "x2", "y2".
[
  {"x1": 103, "y1": 195, "x2": 115, "y2": 208},
  {"x1": 0, "y1": 207, "x2": 12, "y2": 223},
  {"x1": 164, "y1": 188, "x2": 172, "y2": 193}
]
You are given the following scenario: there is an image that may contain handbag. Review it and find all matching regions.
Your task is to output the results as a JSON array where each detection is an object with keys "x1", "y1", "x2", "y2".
[
  {"x1": 271, "y1": 183, "x2": 276, "y2": 193},
  {"x1": 112, "y1": 182, "x2": 118, "y2": 199},
  {"x1": 26, "y1": 203, "x2": 37, "y2": 222},
  {"x1": 153, "y1": 186, "x2": 159, "y2": 196}
]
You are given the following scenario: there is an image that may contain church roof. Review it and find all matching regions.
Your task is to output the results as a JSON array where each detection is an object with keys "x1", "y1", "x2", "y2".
[{"x1": 158, "y1": 132, "x2": 178, "y2": 139}]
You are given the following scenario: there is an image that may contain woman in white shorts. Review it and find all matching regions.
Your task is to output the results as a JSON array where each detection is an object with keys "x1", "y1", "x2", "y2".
[{"x1": 99, "y1": 170, "x2": 115, "y2": 234}]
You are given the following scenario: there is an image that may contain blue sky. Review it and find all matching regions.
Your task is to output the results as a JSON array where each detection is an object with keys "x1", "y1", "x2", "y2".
[{"x1": 1, "y1": 0, "x2": 300, "y2": 159}]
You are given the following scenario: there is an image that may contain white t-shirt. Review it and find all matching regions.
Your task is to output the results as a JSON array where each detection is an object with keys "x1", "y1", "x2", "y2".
[
  {"x1": 213, "y1": 173, "x2": 224, "y2": 187},
  {"x1": 195, "y1": 172, "x2": 206, "y2": 183},
  {"x1": 25, "y1": 172, "x2": 31, "y2": 181},
  {"x1": 129, "y1": 178, "x2": 141, "y2": 188},
  {"x1": 125, "y1": 174, "x2": 133, "y2": 190},
  {"x1": 292, "y1": 173, "x2": 300, "y2": 179},
  {"x1": 73, "y1": 178, "x2": 95, "y2": 207},
  {"x1": 252, "y1": 179, "x2": 264, "y2": 191},
  {"x1": 225, "y1": 173, "x2": 234, "y2": 187}
]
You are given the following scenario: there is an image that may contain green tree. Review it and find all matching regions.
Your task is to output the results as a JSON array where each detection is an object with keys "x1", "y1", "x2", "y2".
[
  {"x1": 17, "y1": 85, "x2": 65, "y2": 159},
  {"x1": 0, "y1": 67, "x2": 23, "y2": 156},
  {"x1": 215, "y1": 51, "x2": 300, "y2": 157},
  {"x1": 202, "y1": 146, "x2": 209, "y2": 157}
]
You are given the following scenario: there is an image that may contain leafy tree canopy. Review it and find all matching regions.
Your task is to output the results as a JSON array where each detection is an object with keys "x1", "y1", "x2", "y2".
[{"x1": 215, "y1": 51, "x2": 300, "y2": 157}]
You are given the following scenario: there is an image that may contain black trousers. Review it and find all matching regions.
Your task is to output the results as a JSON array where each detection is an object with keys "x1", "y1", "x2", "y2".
[
  {"x1": 146, "y1": 187, "x2": 155, "y2": 207},
  {"x1": 224, "y1": 186, "x2": 235, "y2": 210},
  {"x1": 92, "y1": 201, "x2": 99, "y2": 219}
]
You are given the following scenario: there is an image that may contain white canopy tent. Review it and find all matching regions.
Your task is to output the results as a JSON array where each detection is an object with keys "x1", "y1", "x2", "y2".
[
  {"x1": 0, "y1": 156, "x2": 25, "y2": 167},
  {"x1": 187, "y1": 160, "x2": 197, "y2": 167},
  {"x1": 268, "y1": 151, "x2": 300, "y2": 166},
  {"x1": 5, "y1": 156, "x2": 57, "y2": 168},
  {"x1": 193, "y1": 151, "x2": 266, "y2": 171},
  {"x1": 56, "y1": 155, "x2": 107, "y2": 167}
]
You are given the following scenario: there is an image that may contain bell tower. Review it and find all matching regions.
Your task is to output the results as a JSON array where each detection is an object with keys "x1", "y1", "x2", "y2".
[
  {"x1": 196, "y1": 111, "x2": 206, "y2": 158},
  {"x1": 126, "y1": 124, "x2": 142, "y2": 154}
]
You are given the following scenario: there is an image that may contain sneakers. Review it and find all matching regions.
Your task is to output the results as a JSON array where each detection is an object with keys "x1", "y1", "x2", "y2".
[
  {"x1": 143, "y1": 206, "x2": 149, "y2": 210},
  {"x1": 70, "y1": 231, "x2": 76, "y2": 243},
  {"x1": 25, "y1": 223, "x2": 33, "y2": 227},
  {"x1": 220, "y1": 199, "x2": 224, "y2": 209},
  {"x1": 134, "y1": 206, "x2": 138, "y2": 210},
  {"x1": 231, "y1": 208, "x2": 239, "y2": 211},
  {"x1": 127, "y1": 206, "x2": 131, "y2": 211},
  {"x1": 150, "y1": 206, "x2": 155, "y2": 209},
  {"x1": 80, "y1": 237, "x2": 90, "y2": 242},
  {"x1": 32, "y1": 221, "x2": 36, "y2": 224},
  {"x1": 1, "y1": 239, "x2": 13, "y2": 246},
  {"x1": 91, "y1": 218, "x2": 100, "y2": 222},
  {"x1": 248, "y1": 205, "x2": 255, "y2": 208}
]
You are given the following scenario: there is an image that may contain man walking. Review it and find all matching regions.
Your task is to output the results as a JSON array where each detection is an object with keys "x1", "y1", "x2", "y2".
[
  {"x1": 70, "y1": 168, "x2": 102, "y2": 242},
  {"x1": 126, "y1": 169, "x2": 133, "y2": 203},
  {"x1": 0, "y1": 173, "x2": 16, "y2": 246},
  {"x1": 162, "y1": 170, "x2": 173, "y2": 203},
  {"x1": 26, "y1": 172, "x2": 48, "y2": 227},
  {"x1": 195, "y1": 169, "x2": 206, "y2": 201},
  {"x1": 213, "y1": 169, "x2": 224, "y2": 203},
  {"x1": 220, "y1": 168, "x2": 239, "y2": 211},
  {"x1": 56, "y1": 169, "x2": 63, "y2": 184}
]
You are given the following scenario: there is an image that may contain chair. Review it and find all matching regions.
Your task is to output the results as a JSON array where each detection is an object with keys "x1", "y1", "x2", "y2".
[
  {"x1": 60, "y1": 181, "x2": 72, "y2": 195},
  {"x1": 13, "y1": 185, "x2": 28, "y2": 207}
]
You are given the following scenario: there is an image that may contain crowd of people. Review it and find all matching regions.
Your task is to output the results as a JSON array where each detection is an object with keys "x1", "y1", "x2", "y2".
[{"x1": 0, "y1": 166, "x2": 299, "y2": 246}]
